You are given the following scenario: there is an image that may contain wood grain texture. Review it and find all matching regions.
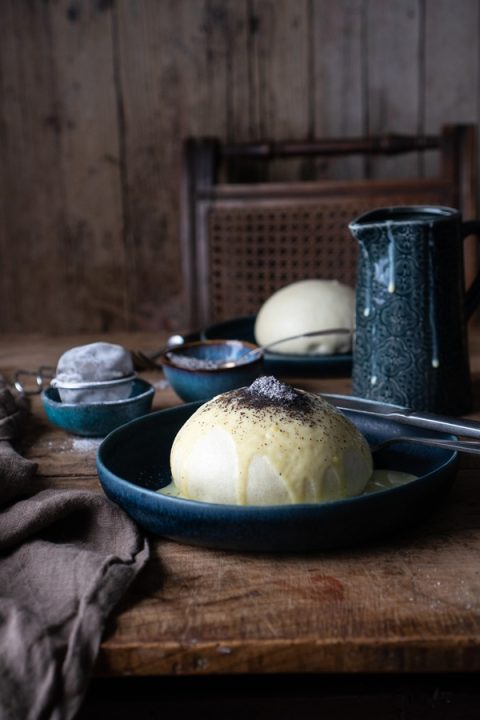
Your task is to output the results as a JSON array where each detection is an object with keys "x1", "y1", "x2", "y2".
[
  {"x1": 365, "y1": 0, "x2": 422, "y2": 178},
  {"x1": 50, "y1": 0, "x2": 128, "y2": 332},
  {"x1": 424, "y1": 0, "x2": 480, "y2": 131},
  {"x1": 0, "y1": 1, "x2": 67, "y2": 331},
  {"x1": 1, "y1": 1, "x2": 480, "y2": 334},
  {"x1": 3, "y1": 330, "x2": 480, "y2": 677},
  {"x1": 249, "y1": 0, "x2": 311, "y2": 181},
  {"x1": 312, "y1": 0, "x2": 365, "y2": 179},
  {"x1": 423, "y1": 0, "x2": 480, "y2": 182}
]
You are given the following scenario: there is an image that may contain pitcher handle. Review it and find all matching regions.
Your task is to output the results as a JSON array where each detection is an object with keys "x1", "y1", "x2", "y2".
[{"x1": 463, "y1": 220, "x2": 480, "y2": 318}]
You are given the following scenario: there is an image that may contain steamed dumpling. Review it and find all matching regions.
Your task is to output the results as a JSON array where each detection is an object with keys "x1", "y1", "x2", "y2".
[
  {"x1": 254, "y1": 279, "x2": 355, "y2": 355},
  {"x1": 169, "y1": 376, "x2": 372, "y2": 506}
]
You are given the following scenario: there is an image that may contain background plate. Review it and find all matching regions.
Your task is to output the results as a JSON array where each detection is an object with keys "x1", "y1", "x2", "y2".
[
  {"x1": 202, "y1": 315, "x2": 352, "y2": 377},
  {"x1": 96, "y1": 402, "x2": 458, "y2": 552}
]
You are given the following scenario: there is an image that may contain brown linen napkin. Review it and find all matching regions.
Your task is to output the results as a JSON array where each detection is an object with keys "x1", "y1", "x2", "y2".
[{"x1": 0, "y1": 381, "x2": 149, "y2": 720}]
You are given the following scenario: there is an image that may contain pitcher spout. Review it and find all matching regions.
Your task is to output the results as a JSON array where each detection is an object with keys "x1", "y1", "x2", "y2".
[{"x1": 349, "y1": 205, "x2": 458, "y2": 237}]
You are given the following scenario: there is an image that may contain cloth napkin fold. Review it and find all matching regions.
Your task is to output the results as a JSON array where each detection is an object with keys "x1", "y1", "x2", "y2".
[{"x1": 0, "y1": 380, "x2": 149, "y2": 720}]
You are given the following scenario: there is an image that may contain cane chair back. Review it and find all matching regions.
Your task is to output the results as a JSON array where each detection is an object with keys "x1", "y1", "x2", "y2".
[{"x1": 181, "y1": 125, "x2": 477, "y2": 328}]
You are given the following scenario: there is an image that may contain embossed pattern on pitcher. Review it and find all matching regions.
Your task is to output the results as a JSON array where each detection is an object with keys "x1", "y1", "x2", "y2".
[{"x1": 350, "y1": 207, "x2": 472, "y2": 414}]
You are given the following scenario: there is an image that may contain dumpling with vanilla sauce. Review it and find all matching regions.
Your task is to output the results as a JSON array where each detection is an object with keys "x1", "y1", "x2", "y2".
[{"x1": 168, "y1": 376, "x2": 373, "y2": 506}]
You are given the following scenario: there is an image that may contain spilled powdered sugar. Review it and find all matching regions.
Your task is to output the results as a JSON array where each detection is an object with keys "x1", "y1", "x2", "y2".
[{"x1": 72, "y1": 437, "x2": 102, "y2": 453}]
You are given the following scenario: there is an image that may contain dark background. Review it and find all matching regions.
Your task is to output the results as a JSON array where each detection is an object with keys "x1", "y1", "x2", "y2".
[{"x1": 1, "y1": 0, "x2": 478, "y2": 335}]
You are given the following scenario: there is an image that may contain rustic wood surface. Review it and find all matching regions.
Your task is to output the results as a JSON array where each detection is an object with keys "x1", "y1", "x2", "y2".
[
  {"x1": 1, "y1": 0, "x2": 479, "y2": 335},
  {"x1": 2, "y1": 330, "x2": 480, "y2": 679}
]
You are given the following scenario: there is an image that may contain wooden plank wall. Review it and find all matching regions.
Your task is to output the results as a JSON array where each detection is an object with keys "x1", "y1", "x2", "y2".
[{"x1": 0, "y1": 0, "x2": 479, "y2": 335}]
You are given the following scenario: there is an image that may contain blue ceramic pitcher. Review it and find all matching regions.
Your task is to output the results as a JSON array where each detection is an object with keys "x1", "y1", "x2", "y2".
[{"x1": 349, "y1": 206, "x2": 480, "y2": 414}]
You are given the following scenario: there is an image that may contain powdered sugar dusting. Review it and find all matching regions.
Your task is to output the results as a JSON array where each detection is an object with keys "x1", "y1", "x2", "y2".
[
  {"x1": 248, "y1": 376, "x2": 299, "y2": 403},
  {"x1": 165, "y1": 350, "x2": 260, "y2": 370},
  {"x1": 166, "y1": 355, "x2": 225, "y2": 370},
  {"x1": 213, "y1": 375, "x2": 324, "y2": 426}
]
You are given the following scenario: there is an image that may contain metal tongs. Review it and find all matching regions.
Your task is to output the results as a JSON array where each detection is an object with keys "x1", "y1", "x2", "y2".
[{"x1": 323, "y1": 393, "x2": 480, "y2": 455}]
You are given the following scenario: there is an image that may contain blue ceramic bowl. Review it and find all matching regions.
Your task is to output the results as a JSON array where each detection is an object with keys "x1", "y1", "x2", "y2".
[
  {"x1": 160, "y1": 339, "x2": 264, "y2": 402},
  {"x1": 42, "y1": 378, "x2": 155, "y2": 437}
]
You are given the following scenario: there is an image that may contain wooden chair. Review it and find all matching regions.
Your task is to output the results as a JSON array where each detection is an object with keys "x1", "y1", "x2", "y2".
[{"x1": 181, "y1": 124, "x2": 477, "y2": 329}]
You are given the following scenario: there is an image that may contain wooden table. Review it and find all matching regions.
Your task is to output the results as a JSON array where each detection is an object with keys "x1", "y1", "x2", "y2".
[{"x1": 2, "y1": 331, "x2": 480, "y2": 716}]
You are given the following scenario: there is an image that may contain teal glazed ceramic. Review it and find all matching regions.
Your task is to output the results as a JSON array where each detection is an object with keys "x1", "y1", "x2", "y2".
[
  {"x1": 160, "y1": 339, "x2": 263, "y2": 402},
  {"x1": 42, "y1": 378, "x2": 155, "y2": 437},
  {"x1": 349, "y1": 206, "x2": 480, "y2": 415},
  {"x1": 96, "y1": 401, "x2": 458, "y2": 552},
  {"x1": 203, "y1": 315, "x2": 353, "y2": 378}
]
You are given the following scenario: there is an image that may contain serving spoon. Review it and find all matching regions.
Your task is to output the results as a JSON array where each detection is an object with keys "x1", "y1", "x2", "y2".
[{"x1": 131, "y1": 334, "x2": 185, "y2": 370}]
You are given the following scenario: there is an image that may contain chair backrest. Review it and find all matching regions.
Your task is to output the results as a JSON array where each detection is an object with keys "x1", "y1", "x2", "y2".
[{"x1": 181, "y1": 124, "x2": 477, "y2": 329}]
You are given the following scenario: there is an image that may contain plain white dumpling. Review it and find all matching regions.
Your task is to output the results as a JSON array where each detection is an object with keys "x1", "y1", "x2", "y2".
[{"x1": 254, "y1": 279, "x2": 355, "y2": 354}]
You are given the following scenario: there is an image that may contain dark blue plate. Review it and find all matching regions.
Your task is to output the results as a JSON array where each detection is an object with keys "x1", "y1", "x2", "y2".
[
  {"x1": 96, "y1": 402, "x2": 458, "y2": 552},
  {"x1": 202, "y1": 315, "x2": 352, "y2": 377}
]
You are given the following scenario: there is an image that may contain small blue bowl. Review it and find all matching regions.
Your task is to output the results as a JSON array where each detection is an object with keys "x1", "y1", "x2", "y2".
[
  {"x1": 160, "y1": 339, "x2": 264, "y2": 402},
  {"x1": 42, "y1": 378, "x2": 155, "y2": 437}
]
